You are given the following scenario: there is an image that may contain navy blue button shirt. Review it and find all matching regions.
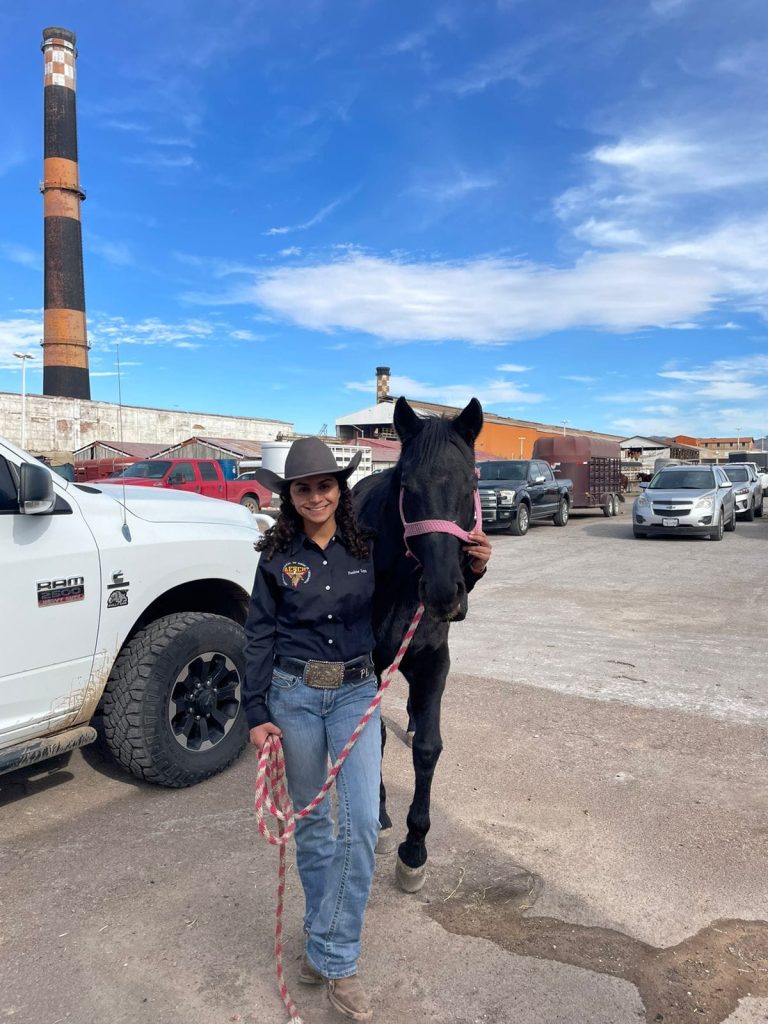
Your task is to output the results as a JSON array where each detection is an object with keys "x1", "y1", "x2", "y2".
[{"x1": 243, "y1": 532, "x2": 376, "y2": 728}]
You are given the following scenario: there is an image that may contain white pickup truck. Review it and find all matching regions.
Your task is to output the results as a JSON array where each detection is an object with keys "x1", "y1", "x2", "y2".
[{"x1": 0, "y1": 436, "x2": 266, "y2": 787}]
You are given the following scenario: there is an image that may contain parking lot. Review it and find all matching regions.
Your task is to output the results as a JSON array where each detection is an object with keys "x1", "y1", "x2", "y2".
[{"x1": 1, "y1": 507, "x2": 766, "y2": 1024}]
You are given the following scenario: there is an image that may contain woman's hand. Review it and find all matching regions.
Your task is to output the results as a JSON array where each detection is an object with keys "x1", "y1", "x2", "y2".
[
  {"x1": 465, "y1": 530, "x2": 492, "y2": 575},
  {"x1": 250, "y1": 722, "x2": 283, "y2": 751}
]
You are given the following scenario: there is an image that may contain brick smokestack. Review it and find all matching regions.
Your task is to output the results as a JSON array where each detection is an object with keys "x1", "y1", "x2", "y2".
[
  {"x1": 41, "y1": 26, "x2": 90, "y2": 399},
  {"x1": 376, "y1": 366, "x2": 391, "y2": 404}
]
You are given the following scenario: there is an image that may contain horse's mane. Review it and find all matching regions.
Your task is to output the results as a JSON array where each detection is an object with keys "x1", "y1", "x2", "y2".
[{"x1": 398, "y1": 415, "x2": 475, "y2": 473}]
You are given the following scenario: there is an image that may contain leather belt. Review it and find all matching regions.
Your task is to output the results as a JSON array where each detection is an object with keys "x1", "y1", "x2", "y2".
[{"x1": 275, "y1": 654, "x2": 374, "y2": 689}]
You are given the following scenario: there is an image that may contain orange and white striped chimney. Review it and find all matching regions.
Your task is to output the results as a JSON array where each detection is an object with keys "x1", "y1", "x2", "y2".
[{"x1": 41, "y1": 26, "x2": 91, "y2": 399}]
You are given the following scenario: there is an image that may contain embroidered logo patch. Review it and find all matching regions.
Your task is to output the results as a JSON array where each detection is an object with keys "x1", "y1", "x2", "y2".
[{"x1": 282, "y1": 562, "x2": 311, "y2": 588}]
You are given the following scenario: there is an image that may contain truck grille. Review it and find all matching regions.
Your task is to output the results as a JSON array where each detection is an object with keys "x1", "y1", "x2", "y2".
[{"x1": 480, "y1": 491, "x2": 497, "y2": 510}]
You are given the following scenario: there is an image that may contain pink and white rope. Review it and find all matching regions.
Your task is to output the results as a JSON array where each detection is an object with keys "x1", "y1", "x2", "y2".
[{"x1": 254, "y1": 603, "x2": 425, "y2": 1024}]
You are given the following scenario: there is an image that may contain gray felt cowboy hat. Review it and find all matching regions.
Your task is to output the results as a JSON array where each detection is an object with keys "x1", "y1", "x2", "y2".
[{"x1": 254, "y1": 437, "x2": 363, "y2": 493}]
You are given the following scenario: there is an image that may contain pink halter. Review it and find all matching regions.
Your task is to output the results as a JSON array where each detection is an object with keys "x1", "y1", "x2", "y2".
[{"x1": 399, "y1": 469, "x2": 482, "y2": 561}]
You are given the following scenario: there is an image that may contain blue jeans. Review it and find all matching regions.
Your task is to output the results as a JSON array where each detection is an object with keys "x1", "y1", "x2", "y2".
[{"x1": 267, "y1": 666, "x2": 381, "y2": 979}]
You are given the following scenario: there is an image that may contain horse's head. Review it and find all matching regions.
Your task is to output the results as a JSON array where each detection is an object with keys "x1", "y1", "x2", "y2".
[{"x1": 395, "y1": 396, "x2": 484, "y2": 622}]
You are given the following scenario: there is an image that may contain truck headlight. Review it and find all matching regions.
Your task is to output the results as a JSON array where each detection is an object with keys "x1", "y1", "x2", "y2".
[
  {"x1": 636, "y1": 495, "x2": 650, "y2": 508},
  {"x1": 693, "y1": 495, "x2": 714, "y2": 510},
  {"x1": 498, "y1": 489, "x2": 515, "y2": 504}
]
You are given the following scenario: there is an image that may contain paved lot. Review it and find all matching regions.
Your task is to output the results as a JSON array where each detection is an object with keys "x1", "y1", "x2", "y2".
[{"x1": 1, "y1": 507, "x2": 767, "y2": 1024}]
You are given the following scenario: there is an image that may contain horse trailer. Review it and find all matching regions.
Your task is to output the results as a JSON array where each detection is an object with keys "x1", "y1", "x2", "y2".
[{"x1": 532, "y1": 435, "x2": 623, "y2": 517}]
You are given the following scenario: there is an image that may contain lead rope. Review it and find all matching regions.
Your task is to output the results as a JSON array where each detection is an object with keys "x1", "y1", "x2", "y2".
[{"x1": 254, "y1": 602, "x2": 425, "y2": 1024}]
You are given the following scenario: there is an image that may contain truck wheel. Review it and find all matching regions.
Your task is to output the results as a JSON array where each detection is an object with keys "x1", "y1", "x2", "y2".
[
  {"x1": 240, "y1": 494, "x2": 261, "y2": 514},
  {"x1": 100, "y1": 612, "x2": 248, "y2": 788},
  {"x1": 553, "y1": 498, "x2": 569, "y2": 527},
  {"x1": 611, "y1": 495, "x2": 620, "y2": 516},
  {"x1": 509, "y1": 503, "x2": 530, "y2": 536},
  {"x1": 709, "y1": 512, "x2": 724, "y2": 541}
]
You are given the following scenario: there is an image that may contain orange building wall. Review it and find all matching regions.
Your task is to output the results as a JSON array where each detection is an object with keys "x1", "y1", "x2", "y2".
[{"x1": 476, "y1": 422, "x2": 559, "y2": 459}]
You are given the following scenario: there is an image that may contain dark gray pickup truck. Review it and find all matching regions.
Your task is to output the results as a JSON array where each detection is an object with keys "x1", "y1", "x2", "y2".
[{"x1": 478, "y1": 459, "x2": 573, "y2": 536}]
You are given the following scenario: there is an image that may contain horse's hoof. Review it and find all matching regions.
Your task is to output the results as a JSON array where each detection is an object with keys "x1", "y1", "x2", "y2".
[
  {"x1": 396, "y1": 856, "x2": 427, "y2": 893},
  {"x1": 376, "y1": 827, "x2": 398, "y2": 855},
  {"x1": 405, "y1": 730, "x2": 414, "y2": 748}
]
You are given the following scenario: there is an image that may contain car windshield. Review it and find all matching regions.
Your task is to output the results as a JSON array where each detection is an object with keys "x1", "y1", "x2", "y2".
[
  {"x1": 479, "y1": 461, "x2": 528, "y2": 481},
  {"x1": 112, "y1": 460, "x2": 171, "y2": 479},
  {"x1": 723, "y1": 467, "x2": 750, "y2": 482},
  {"x1": 649, "y1": 469, "x2": 715, "y2": 490}
]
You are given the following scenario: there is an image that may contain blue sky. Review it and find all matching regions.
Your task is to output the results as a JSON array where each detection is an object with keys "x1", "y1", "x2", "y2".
[{"x1": 1, "y1": 0, "x2": 767, "y2": 440}]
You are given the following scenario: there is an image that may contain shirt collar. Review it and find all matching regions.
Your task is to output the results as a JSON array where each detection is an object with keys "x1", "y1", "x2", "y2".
[{"x1": 300, "y1": 529, "x2": 344, "y2": 553}]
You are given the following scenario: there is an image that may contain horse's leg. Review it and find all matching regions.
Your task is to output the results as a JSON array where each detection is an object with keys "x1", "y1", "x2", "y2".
[
  {"x1": 405, "y1": 696, "x2": 415, "y2": 747},
  {"x1": 395, "y1": 645, "x2": 448, "y2": 892},
  {"x1": 376, "y1": 718, "x2": 397, "y2": 854}
]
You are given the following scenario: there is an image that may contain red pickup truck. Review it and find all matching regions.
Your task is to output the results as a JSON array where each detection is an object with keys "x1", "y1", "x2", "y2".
[{"x1": 94, "y1": 458, "x2": 271, "y2": 512}]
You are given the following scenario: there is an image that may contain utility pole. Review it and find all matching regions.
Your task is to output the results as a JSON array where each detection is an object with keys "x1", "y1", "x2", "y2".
[{"x1": 13, "y1": 351, "x2": 35, "y2": 449}]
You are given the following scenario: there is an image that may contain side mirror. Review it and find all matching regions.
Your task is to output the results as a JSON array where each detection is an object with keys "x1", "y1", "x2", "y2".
[
  {"x1": 533, "y1": 475, "x2": 546, "y2": 484},
  {"x1": 19, "y1": 462, "x2": 55, "y2": 515},
  {"x1": 638, "y1": 481, "x2": 648, "y2": 490},
  {"x1": 719, "y1": 482, "x2": 732, "y2": 489}
]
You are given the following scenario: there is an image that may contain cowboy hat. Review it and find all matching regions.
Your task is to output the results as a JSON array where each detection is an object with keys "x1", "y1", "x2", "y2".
[{"x1": 254, "y1": 437, "x2": 363, "y2": 493}]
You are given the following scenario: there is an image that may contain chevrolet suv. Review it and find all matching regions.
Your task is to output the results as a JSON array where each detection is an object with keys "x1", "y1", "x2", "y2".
[
  {"x1": 633, "y1": 465, "x2": 736, "y2": 541},
  {"x1": 722, "y1": 464, "x2": 764, "y2": 521}
]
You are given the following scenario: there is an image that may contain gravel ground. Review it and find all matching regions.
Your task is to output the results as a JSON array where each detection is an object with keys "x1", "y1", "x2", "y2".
[{"x1": 1, "y1": 507, "x2": 766, "y2": 1024}]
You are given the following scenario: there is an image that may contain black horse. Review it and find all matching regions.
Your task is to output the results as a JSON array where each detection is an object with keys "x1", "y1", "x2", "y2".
[{"x1": 353, "y1": 396, "x2": 484, "y2": 892}]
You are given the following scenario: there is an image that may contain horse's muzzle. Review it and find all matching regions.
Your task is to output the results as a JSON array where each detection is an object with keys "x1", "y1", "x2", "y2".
[{"x1": 419, "y1": 579, "x2": 468, "y2": 622}]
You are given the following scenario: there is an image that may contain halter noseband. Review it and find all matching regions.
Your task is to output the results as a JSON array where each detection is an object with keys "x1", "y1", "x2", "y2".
[{"x1": 399, "y1": 468, "x2": 482, "y2": 561}]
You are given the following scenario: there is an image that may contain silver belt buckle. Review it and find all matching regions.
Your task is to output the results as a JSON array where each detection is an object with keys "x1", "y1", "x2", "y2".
[{"x1": 304, "y1": 660, "x2": 344, "y2": 689}]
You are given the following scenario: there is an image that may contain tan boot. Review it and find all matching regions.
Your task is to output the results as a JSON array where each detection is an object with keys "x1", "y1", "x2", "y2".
[
  {"x1": 327, "y1": 975, "x2": 373, "y2": 1021},
  {"x1": 298, "y1": 954, "x2": 324, "y2": 985}
]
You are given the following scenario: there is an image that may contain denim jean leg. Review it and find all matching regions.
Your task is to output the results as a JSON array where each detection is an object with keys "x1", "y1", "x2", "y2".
[
  {"x1": 306, "y1": 675, "x2": 381, "y2": 979},
  {"x1": 267, "y1": 670, "x2": 335, "y2": 936}
]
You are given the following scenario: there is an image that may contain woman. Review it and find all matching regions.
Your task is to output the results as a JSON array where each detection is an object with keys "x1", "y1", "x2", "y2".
[{"x1": 244, "y1": 437, "x2": 491, "y2": 1022}]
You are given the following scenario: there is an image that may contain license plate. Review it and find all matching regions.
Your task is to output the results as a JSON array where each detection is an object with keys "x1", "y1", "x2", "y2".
[{"x1": 662, "y1": 517, "x2": 679, "y2": 527}]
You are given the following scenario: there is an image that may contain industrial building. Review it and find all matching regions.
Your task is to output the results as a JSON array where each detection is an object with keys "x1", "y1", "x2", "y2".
[{"x1": 336, "y1": 367, "x2": 623, "y2": 459}]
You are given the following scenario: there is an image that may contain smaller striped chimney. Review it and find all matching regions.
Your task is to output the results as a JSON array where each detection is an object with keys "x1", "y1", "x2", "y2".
[
  {"x1": 41, "y1": 26, "x2": 90, "y2": 399},
  {"x1": 376, "y1": 366, "x2": 391, "y2": 404}
]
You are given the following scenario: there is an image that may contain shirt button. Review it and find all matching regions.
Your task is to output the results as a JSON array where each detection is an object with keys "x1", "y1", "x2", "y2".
[
  {"x1": 325, "y1": 585, "x2": 331, "y2": 591},
  {"x1": 323, "y1": 560, "x2": 328, "y2": 566},
  {"x1": 328, "y1": 639, "x2": 334, "y2": 645},
  {"x1": 327, "y1": 614, "x2": 333, "y2": 620}
]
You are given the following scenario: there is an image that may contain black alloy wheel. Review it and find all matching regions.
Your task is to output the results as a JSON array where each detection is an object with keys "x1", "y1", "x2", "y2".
[{"x1": 168, "y1": 651, "x2": 241, "y2": 752}]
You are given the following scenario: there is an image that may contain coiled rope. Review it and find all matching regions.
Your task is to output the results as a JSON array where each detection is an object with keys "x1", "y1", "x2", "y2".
[{"x1": 254, "y1": 602, "x2": 425, "y2": 1024}]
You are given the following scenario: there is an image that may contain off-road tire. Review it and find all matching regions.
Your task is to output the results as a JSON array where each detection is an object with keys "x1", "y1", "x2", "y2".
[
  {"x1": 633, "y1": 527, "x2": 647, "y2": 538},
  {"x1": 100, "y1": 612, "x2": 248, "y2": 787},
  {"x1": 553, "y1": 498, "x2": 569, "y2": 527},
  {"x1": 709, "y1": 512, "x2": 724, "y2": 541},
  {"x1": 509, "y1": 503, "x2": 530, "y2": 536},
  {"x1": 240, "y1": 494, "x2": 261, "y2": 514}
]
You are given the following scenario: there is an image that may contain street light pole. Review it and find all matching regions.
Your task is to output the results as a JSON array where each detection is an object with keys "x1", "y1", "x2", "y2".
[
  {"x1": 13, "y1": 352, "x2": 35, "y2": 450},
  {"x1": 560, "y1": 419, "x2": 569, "y2": 436}
]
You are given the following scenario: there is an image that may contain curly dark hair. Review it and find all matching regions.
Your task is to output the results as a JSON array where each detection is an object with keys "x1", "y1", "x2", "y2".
[{"x1": 256, "y1": 478, "x2": 371, "y2": 560}]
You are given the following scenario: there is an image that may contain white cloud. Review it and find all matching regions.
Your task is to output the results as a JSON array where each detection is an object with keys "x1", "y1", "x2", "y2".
[
  {"x1": 85, "y1": 234, "x2": 134, "y2": 267},
  {"x1": 264, "y1": 189, "x2": 358, "y2": 236},
  {"x1": 409, "y1": 171, "x2": 497, "y2": 204},
  {"x1": 562, "y1": 374, "x2": 597, "y2": 384},
  {"x1": 345, "y1": 373, "x2": 543, "y2": 408},
  {"x1": 0, "y1": 319, "x2": 42, "y2": 370},
  {"x1": 0, "y1": 243, "x2": 40, "y2": 270},
  {"x1": 90, "y1": 315, "x2": 216, "y2": 349},
  {"x1": 246, "y1": 253, "x2": 720, "y2": 343},
  {"x1": 496, "y1": 363, "x2": 531, "y2": 372},
  {"x1": 279, "y1": 246, "x2": 302, "y2": 257},
  {"x1": 124, "y1": 153, "x2": 197, "y2": 169}
]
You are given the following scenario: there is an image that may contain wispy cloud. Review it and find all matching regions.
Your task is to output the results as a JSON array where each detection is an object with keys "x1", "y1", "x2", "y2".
[
  {"x1": 409, "y1": 170, "x2": 497, "y2": 204},
  {"x1": 264, "y1": 189, "x2": 358, "y2": 236},
  {"x1": 562, "y1": 374, "x2": 597, "y2": 384},
  {"x1": 85, "y1": 234, "x2": 135, "y2": 267},
  {"x1": 90, "y1": 315, "x2": 217, "y2": 349},
  {"x1": 496, "y1": 363, "x2": 531, "y2": 373},
  {"x1": 0, "y1": 318, "x2": 41, "y2": 370},
  {"x1": 0, "y1": 243, "x2": 39, "y2": 270},
  {"x1": 345, "y1": 373, "x2": 543, "y2": 408},
  {"x1": 243, "y1": 253, "x2": 720, "y2": 344},
  {"x1": 124, "y1": 153, "x2": 198, "y2": 169}
]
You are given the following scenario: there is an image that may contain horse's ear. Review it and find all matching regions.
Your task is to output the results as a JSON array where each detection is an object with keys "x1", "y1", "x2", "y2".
[
  {"x1": 453, "y1": 397, "x2": 483, "y2": 447},
  {"x1": 393, "y1": 397, "x2": 426, "y2": 442}
]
